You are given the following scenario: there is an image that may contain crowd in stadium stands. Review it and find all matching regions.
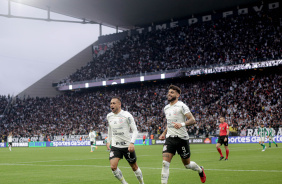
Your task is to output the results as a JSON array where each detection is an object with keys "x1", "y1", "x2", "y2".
[
  {"x1": 0, "y1": 72, "x2": 281, "y2": 141},
  {"x1": 0, "y1": 95, "x2": 9, "y2": 115},
  {"x1": 59, "y1": 9, "x2": 281, "y2": 85}
]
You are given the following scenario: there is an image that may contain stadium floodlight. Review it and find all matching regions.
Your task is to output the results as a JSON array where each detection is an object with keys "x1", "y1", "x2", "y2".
[
  {"x1": 102, "y1": 81, "x2": 106, "y2": 86},
  {"x1": 112, "y1": 82, "x2": 117, "y2": 85},
  {"x1": 161, "y1": 73, "x2": 165, "y2": 79},
  {"x1": 85, "y1": 83, "x2": 89, "y2": 88},
  {"x1": 121, "y1": 79, "x2": 125, "y2": 84},
  {"x1": 69, "y1": 85, "x2": 72, "y2": 90},
  {"x1": 140, "y1": 76, "x2": 144, "y2": 81}
]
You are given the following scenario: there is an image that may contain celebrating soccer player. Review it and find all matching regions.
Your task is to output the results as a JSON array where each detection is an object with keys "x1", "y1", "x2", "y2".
[
  {"x1": 267, "y1": 124, "x2": 278, "y2": 148},
  {"x1": 106, "y1": 97, "x2": 144, "y2": 184},
  {"x1": 159, "y1": 85, "x2": 206, "y2": 184},
  {"x1": 216, "y1": 116, "x2": 229, "y2": 160}
]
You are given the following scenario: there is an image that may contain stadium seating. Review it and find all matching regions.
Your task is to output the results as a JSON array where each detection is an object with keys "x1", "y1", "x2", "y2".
[
  {"x1": 59, "y1": 8, "x2": 281, "y2": 85},
  {"x1": 0, "y1": 71, "x2": 281, "y2": 139}
]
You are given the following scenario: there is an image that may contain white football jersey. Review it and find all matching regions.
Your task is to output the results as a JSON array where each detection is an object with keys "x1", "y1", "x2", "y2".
[
  {"x1": 164, "y1": 101, "x2": 190, "y2": 140},
  {"x1": 89, "y1": 131, "x2": 96, "y2": 141},
  {"x1": 7, "y1": 136, "x2": 12, "y2": 142},
  {"x1": 107, "y1": 110, "x2": 138, "y2": 148}
]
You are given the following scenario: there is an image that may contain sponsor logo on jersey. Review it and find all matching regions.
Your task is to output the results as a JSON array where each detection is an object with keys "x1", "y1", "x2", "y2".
[
  {"x1": 116, "y1": 141, "x2": 126, "y2": 145},
  {"x1": 119, "y1": 117, "x2": 124, "y2": 123},
  {"x1": 168, "y1": 124, "x2": 174, "y2": 128},
  {"x1": 113, "y1": 132, "x2": 125, "y2": 135}
]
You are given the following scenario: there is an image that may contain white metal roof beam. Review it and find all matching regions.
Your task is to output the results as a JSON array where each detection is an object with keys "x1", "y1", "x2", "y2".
[{"x1": 2, "y1": 0, "x2": 97, "y2": 24}]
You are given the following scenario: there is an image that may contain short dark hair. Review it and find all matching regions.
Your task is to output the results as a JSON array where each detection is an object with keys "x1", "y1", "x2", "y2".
[
  {"x1": 111, "y1": 96, "x2": 121, "y2": 103},
  {"x1": 169, "y1": 85, "x2": 181, "y2": 94}
]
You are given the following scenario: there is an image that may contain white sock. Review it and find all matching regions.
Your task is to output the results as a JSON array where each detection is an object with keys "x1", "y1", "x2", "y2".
[
  {"x1": 9, "y1": 146, "x2": 11, "y2": 151},
  {"x1": 134, "y1": 167, "x2": 144, "y2": 184},
  {"x1": 161, "y1": 161, "x2": 170, "y2": 184},
  {"x1": 112, "y1": 167, "x2": 127, "y2": 184},
  {"x1": 185, "y1": 161, "x2": 202, "y2": 173}
]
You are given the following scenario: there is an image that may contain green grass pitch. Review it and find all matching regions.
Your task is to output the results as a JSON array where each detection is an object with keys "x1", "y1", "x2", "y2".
[{"x1": 0, "y1": 144, "x2": 281, "y2": 184}]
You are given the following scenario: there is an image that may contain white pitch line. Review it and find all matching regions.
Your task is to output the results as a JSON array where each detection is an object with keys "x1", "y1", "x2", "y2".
[{"x1": 1, "y1": 163, "x2": 282, "y2": 173}]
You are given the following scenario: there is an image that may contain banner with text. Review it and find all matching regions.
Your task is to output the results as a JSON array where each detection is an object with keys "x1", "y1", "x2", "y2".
[
  {"x1": 29, "y1": 142, "x2": 46, "y2": 147},
  {"x1": 212, "y1": 136, "x2": 282, "y2": 144},
  {"x1": 154, "y1": 138, "x2": 211, "y2": 145},
  {"x1": 246, "y1": 128, "x2": 282, "y2": 136},
  {"x1": 46, "y1": 141, "x2": 91, "y2": 147}
]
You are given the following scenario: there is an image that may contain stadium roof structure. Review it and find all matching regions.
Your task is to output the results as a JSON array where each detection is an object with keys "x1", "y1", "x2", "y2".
[{"x1": 12, "y1": 0, "x2": 258, "y2": 30}]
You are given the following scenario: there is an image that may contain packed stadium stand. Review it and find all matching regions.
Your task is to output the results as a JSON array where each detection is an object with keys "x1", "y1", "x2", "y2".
[
  {"x1": 0, "y1": 68, "x2": 281, "y2": 141},
  {"x1": 59, "y1": 6, "x2": 281, "y2": 85},
  {"x1": 0, "y1": 0, "x2": 281, "y2": 141}
]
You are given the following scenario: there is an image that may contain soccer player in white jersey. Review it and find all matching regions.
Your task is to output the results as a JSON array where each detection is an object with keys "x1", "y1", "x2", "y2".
[
  {"x1": 106, "y1": 97, "x2": 144, "y2": 184},
  {"x1": 7, "y1": 132, "x2": 13, "y2": 151},
  {"x1": 89, "y1": 129, "x2": 97, "y2": 152},
  {"x1": 159, "y1": 85, "x2": 206, "y2": 183}
]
